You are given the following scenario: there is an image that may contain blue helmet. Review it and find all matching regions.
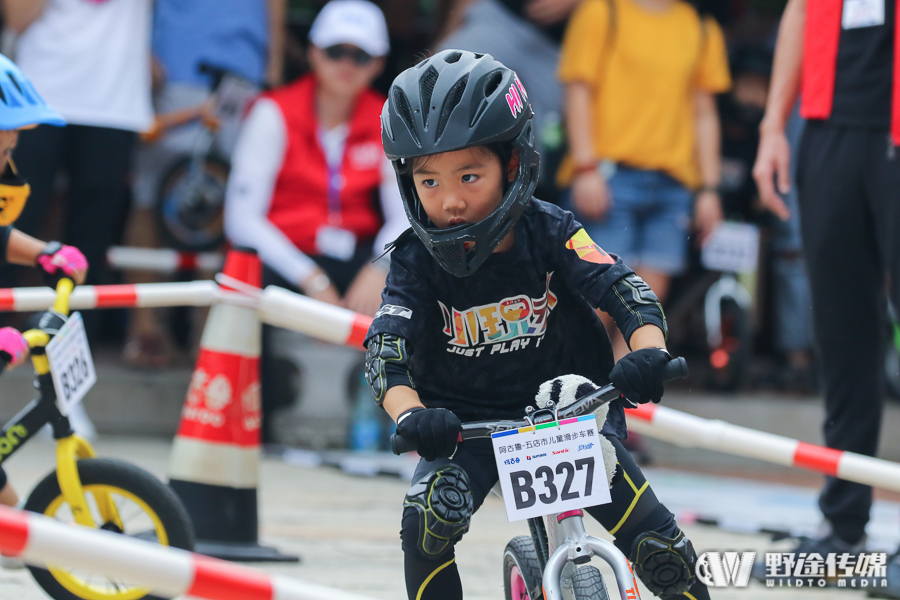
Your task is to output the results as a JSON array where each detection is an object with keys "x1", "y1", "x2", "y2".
[{"x1": 0, "y1": 53, "x2": 64, "y2": 130}]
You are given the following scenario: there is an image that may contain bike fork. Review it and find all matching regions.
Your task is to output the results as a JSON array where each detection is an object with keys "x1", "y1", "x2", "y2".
[
  {"x1": 542, "y1": 510, "x2": 641, "y2": 600},
  {"x1": 56, "y1": 435, "x2": 122, "y2": 530}
]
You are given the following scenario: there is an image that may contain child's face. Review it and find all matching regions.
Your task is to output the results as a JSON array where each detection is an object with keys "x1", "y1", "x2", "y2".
[
  {"x1": 0, "y1": 130, "x2": 19, "y2": 162},
  {"x1": 412, "y1": 147, "x2": 517, "y2": 229}
]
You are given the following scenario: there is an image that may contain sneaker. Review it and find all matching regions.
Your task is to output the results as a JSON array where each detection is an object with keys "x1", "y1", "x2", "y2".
[
  {"x1": 869, "y1": 551, "x2": 900, "y2": 599},
  {"x1": 751, "y1": 523, "x2": 866, "y2": 585}
]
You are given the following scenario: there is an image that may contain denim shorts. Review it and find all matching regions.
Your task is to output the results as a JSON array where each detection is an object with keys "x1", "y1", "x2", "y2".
[{"x1": 564, "y1": 166, "x2": 693, "y2": 275}]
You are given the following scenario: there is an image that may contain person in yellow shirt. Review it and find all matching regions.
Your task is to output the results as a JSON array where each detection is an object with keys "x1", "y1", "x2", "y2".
[{"x1": 558, "y1": 0, "x2": 731, "y2": 358}]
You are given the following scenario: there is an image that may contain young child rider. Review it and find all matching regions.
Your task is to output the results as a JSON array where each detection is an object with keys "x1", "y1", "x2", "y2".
[
  {"x1": 365, "y1": 50, "x2": 710, "y2": 600},
  {"x1": 0, "y1": 53, "x2": 89, "y2": 510}
]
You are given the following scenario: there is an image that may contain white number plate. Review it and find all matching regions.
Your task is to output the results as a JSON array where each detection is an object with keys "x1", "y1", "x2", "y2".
[
  {"x1": 46, "y1": 313, "x2": 97, "y2": 416},
  {"x1": 492, "y1": 415, "x2": 612, "y2": 522},
  {"x1": 701, "y1": 222, "x2": 760, "y2": 274}
]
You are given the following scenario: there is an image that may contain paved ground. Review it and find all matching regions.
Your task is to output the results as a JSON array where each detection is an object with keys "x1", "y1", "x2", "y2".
[{"x1": 0, "y1": 436, "x2": 893, "y2": 600}]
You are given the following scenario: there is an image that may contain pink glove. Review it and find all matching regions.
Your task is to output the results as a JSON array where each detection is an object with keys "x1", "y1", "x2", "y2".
[
  {"x1": 37, "y1": 244, "x2": 88, "y2": 280},
  {"x1": 0, "y1": 327, "x2": 28, "y2": 369}
]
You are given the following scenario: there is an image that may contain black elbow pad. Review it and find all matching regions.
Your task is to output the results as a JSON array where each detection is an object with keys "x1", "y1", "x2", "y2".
[
  {"x1": 364, "y1": 333, "x2": 414, "y2": 405},
  {"x1": 605, "y1": 274, "x2": 668, "y2": 341}
]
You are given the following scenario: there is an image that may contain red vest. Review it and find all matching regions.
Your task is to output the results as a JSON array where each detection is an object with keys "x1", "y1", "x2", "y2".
[
  {"x1": 265, "y1": 75, "x2": 385, "y2": 255},
  {"x1": 802, "y1": 0, "x2": 900, "y2": 144}
]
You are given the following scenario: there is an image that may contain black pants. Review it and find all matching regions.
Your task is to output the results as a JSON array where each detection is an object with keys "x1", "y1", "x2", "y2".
[
  {"x1": 11, "y1": 124, "x2": 136, "y2": 286},
  {"x1": 797, "y1": 121, "x2": 900, "y2": 544},
  {"x1": 259, "y1": 243, "x2": 373, "y2": 444},
  {"x1": 401, "y1": 435, "x2": 709, "y2": 600}
]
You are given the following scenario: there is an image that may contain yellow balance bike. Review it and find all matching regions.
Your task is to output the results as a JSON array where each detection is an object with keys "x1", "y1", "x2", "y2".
[{"x1": 3, "y1": 279, "x2": 194, "y2": 600}]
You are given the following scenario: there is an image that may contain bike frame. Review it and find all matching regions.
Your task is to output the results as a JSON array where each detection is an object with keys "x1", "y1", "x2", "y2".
[{"x1": 0, "y1": 279, "x2": 120, "y2": 529}]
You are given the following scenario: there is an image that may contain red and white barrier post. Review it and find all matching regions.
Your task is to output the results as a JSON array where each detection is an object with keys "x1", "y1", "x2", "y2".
[
  {"x1": 168, "y1": 248, "x2": 296, "y2": 562},
  {"x1": 625, "y1": 403, "x2": 900, "y2": 492},
  {"x1": 0, "y1": 505, "x2": 375, "y2": 600}
]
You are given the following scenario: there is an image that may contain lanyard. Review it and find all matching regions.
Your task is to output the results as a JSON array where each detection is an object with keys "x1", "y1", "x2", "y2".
[{"x1": 320, "y1": 126, "x2": 346, "y2": 227}]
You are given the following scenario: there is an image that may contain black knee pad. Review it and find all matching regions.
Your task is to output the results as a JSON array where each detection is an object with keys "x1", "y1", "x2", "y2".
[
  {"x1": 401, "y1": 464, "x2": 473, "y2": 559},
  {"x1": 629, "y1": 529, "x2": 698, "y2": 597}
]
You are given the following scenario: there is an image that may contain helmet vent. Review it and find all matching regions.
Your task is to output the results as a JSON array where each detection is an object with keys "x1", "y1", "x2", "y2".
[
  {"x1": 0, "y1": 86, "x2": 6, "y2": 105},
  {"x1": 6, "y1": 73, "x2": 23, "y2": 96},
  {"x1": 484, "y1": 71, "x2": 503, "y2": 97},
  {"x1": 420, "y1": 67, "x2": 439, "y2": 127},
  {"x1": 474, "y1": 53, "x2": 484, "y2": 59},
  {"x1": 444, "y1": 52, "x2": 462, "y2": 64},
  {"x1": 392, "y1": 87, "x2": 421, "y2": 146},
  {"x1": 435, "y1": 74, "x2": 468, "y2": 140}
]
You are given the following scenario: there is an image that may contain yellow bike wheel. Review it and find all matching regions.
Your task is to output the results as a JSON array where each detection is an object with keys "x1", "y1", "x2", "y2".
[{"x1": 23, "y1": 458, "x2": 194, "y2": 600}]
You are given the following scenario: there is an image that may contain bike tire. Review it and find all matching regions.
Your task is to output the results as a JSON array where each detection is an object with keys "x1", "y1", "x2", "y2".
[
  {"x1": 885, "y1": 341, "x2": 900, "y2": 400},
  {"x1": 504, "y1": 535, "x2": 544, "y2": 600},
  {"x1": 573, "y1": 566, "x2": 610, "y2": 600},
  {"x1": 705, "y1": 298, "x2": 750, "y2": 392},
  {"x1": 24, "y1": 458, "x2": 195, "y2": 600},
  {"x1": 154, "y1": 154, "x2": 230, "y2": 251}
]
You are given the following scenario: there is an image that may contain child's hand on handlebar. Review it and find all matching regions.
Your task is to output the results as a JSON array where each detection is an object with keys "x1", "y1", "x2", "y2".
[
  {"x1": 0, "y1": 327, "x2": 28, "y2": 370},
  {"x1": 609, "y1": 347, "x2": 672, "y2": 405},
  {"x1": 36, "y1": 243, "x2": 88, "y2": 285},
  {"x1": 396, "y1": 407, "x2": 461, "y2": 461}
]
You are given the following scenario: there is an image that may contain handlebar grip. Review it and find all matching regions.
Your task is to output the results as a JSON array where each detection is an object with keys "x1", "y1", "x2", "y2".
[
  {"x1": 391, "y1": 433, "x2": 418, "y2": 455},
  {"x1": 663, "y1": 356, "x2": 689, "y2": 382}
]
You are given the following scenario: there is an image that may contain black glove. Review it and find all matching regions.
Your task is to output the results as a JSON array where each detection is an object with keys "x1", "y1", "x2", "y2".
[
  {"x1": 396, "y1": 407, "x2": 461, "y2": 461},
  {"x1": 609, "y1": 348, "x2": 672, "y2": 405}
]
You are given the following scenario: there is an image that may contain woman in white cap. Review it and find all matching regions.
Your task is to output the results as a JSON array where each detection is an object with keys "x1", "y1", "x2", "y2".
[{"x1": 224, "y1": 0, "x2": 407, "y2": 443}]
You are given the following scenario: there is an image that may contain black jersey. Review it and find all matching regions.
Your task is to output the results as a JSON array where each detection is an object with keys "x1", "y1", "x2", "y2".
[{"x1": 366, "y1": 199, "x2": 655, "y2": 439}]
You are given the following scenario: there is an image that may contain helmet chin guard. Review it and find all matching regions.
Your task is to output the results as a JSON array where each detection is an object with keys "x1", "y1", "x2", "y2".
[{"x1": 382, "y1": 50, "x2": 540, "y2": 277}]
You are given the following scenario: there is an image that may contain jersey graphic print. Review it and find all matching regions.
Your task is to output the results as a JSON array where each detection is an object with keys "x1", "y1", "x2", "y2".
[
  {"x1": 566, "y1": 228, "x2": 614, "y2": 265},
  {"x1": 374, "y1": 304, "x2": 413, "y2": 319},
  {"x1": 439, "y1": 273, "x2": 558, "y2": 357}
]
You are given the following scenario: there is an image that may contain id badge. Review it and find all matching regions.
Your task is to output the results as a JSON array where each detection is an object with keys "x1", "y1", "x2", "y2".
[
  {"x1": 316, "y1": 225, "x2": 357, "y2": 261},
  {"x1": 843, "y1": 0, "x2": 885, "y2": 29}
]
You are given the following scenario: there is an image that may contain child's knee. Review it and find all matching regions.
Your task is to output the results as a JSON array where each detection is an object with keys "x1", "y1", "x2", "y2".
[
  {"x1": 400, "y1": 465, "x2": 473, "y2": 560},
  {"x1": 616, "y1": 505, "x2": 699, "y2": 598}
]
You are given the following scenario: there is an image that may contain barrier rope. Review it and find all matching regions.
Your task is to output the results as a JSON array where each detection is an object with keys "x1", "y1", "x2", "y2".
[
  {"x1": 626, "y1": 403, "x2": 900, "y2": 492},
  {"x1": 0, "y1": 504, "x2": 377, "y2": 600}
]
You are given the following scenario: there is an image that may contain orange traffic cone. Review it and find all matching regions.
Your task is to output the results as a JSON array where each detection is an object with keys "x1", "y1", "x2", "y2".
[{"x1": 168, "y1": 247, "x2": 297, "y2": 562}]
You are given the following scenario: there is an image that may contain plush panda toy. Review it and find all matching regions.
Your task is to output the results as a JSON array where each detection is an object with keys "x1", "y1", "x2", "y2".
[{"x1": 535, "y1": 375, "x2": 618, "y2": 488}]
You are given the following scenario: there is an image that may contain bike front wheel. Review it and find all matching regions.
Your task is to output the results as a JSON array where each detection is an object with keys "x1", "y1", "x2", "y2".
[
  {"x1": 504, "y1": 535, "x2": 544, "y2": 600},
  {"x1": 573, "y1": 566, "x2": 610, "y2": 600},
  {"x1": 24, "y1": 458, "x2": 195, "y2": 600}
]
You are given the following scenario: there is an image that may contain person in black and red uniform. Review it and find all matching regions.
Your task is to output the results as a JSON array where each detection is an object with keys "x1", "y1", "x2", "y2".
[
  {"x1": 753, "y1": 0, "x2": 900, "y2": 591},
  {"x1": 224, "y1": 0, "x2": 407, "y2": 443}
]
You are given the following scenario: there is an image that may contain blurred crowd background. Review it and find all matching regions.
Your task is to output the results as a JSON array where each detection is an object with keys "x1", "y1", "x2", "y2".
[{"x1": 0, "y1": 0, "x2": 867, "y2": 451}]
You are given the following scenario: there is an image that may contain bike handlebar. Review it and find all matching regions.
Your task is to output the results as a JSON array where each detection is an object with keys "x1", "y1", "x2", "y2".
[{"x1": 390, "y1": 357, "x2": 688, "y2": 456}]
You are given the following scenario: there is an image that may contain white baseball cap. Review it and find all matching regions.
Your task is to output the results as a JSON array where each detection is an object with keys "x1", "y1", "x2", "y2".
[{"x1": 309, "y1": 0, "x2": 390, "y2": 58}]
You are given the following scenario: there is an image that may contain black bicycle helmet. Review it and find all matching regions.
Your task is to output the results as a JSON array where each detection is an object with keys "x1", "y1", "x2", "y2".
[{"x1": 381, "y1": 49, "x2": 540, "y2": 277}]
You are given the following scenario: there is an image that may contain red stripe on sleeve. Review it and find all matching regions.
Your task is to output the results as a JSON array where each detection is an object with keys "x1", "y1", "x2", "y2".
[
  {"x1": 346, "y1": 314, "x2": 374, "y2": 349},
  {"x1": 94, "y1": 285, "x2": 139, "y2": 308},
  {"x1": 793, "y1": 441, "x2": 842, "y2": 476},
  {"x1": 624, "y1": 403, "x2": 657, "y2": 421},
  {"x1": 0, "y1": 507, "x2": 30, "y2": 556},
  {"x1": 188, "y1": 556, "x2": 273, "y2": 600},
  {"x1": 893, "y1": 0, "x2": 900, "y2": 145},
  {"x1": 0, "y1": 289, "x2": 14, "y2": 311}
]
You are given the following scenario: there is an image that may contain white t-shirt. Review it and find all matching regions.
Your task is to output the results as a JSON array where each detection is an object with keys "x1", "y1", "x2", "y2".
[
  {"x1": 225, "y1": 98, "x2": 408, "y2": 286},
  {"x1": 15, "y1": 0, "x2": 153, "y2": 132}
]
